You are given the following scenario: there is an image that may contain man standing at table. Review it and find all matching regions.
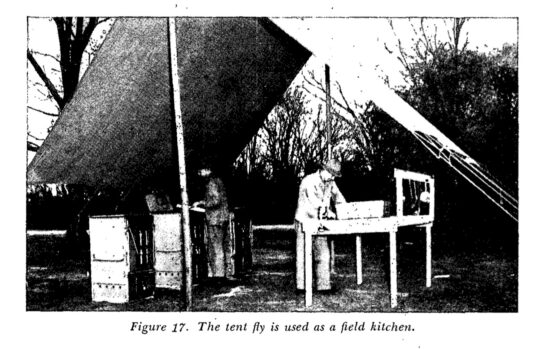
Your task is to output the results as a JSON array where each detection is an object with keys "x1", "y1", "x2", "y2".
[
  {"x1": 193, "y1": 167, "x2": 233, "y2": 280},
  {"x1": 295, "y1": 159, "x2": 346, "y2": 293}
]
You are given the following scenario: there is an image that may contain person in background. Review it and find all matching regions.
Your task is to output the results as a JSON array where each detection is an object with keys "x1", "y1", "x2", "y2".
[
  {"x1": 193, "y1": 167, "x2": 234, "y2": 280},
  {"x1": 295, "y1": 159, "x2": 346, "y2": 293},
  {"x1": 144, "y1": 187, "x2": 174, "y2": 213}
]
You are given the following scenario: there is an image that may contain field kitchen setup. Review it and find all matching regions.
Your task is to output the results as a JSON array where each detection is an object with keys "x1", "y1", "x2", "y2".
[
  {"x1": 27, "y1": 17, "x2": 514, "y2": 311},
  {"x1": 27, "y1": 17, "x2": 310, "y2": 309}
]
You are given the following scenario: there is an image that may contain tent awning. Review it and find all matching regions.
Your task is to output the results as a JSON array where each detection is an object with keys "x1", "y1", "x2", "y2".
[{"x1": 27, "y1": 17, "x2": 311, "y2": 189}]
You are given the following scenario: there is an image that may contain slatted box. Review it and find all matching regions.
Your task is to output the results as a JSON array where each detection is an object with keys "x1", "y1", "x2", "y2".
[
  {"x1": 89, "y1": 214, "x2": 155, "y2": 303},
  {"x1": 152, "y1": 213, "x2": 183, "y2": 290}
]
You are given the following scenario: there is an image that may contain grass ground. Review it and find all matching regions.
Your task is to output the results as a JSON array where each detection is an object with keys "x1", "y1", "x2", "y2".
[{"x1": 26, "y1": 231, "x2": 517, "y2": 312}]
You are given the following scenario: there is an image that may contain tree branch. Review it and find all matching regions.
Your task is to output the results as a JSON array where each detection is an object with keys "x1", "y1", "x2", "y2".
[
  {"x1": 76, "y1": 17, "x2": 84, "y2": 38},
  {"x1": 83, "y1": 18, "x2": 100, "y2": 41},
  {"x1": 98, "y1": 18, "x2": 111, "y2": 25},
  {"x1": 27, "y1": 133, "x2": 45, "y2": 141},
  {"x1": 27, "y1": 106, "x2": 60, "y2": 117},
  {"x1": 28, "y1": 50, "x2": 60, "y2": 63},
  {"x1": 27, "y1": 50, "x2": 64, "y2": 108}
]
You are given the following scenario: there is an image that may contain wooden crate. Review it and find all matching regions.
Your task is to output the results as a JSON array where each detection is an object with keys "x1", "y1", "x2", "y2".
[
  {"x1": 151, "y1": 209, "x2": 253, "y2": 289},
  {"x1": 89, "y1": 214, "x2": 155, "y2": 303},
  {"x1": 230, "y1": 208, "x2": 253, "y2": 274},
  {"x1": 152, "y1": 213, "x2": 183, "y2": 290},
  {"x1": 152, "y1": 212, "x2": 208, "y2": 288},
  {"x1": 92, "y1": 270, "x2": 155, "y2": 303}
]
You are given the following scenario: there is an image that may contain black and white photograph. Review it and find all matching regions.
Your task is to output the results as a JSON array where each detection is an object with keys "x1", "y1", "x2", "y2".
[
  {"x1": 25, "y1": 15, "x2": 518, "y2": 312},
  {"x1": 2, "y1": 1, "x2": 554, "y2": 348}
]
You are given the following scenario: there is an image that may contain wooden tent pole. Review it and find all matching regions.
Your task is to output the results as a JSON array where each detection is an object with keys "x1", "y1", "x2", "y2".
[
  {"x1": 168, "y1": 17, "x2": 193, "y2": 310},
  {"x1": 325, "y1": 64, "x2": 336, "y2": 272},
  {"x1": 325, "y1": 64, "x2": 332, "y2": 160}
]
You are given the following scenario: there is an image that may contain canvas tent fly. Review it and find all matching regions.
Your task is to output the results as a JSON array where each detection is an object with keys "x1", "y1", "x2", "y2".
[{"x1": 27, "y1": 17, "x2": 311, "y2": 190}]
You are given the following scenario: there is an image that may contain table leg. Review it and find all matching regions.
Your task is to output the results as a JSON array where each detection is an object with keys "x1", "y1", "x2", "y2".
[
  {"x1": 305, "y1": 229, "x2": 313, "y2": 307},
  {"x1": 426, "y1": 224, "x2": 432, "y2": 288},
  {"x1": 330, "y1": 239, "x2": 335, "y2": 273},
  {"x1": 389, "y1": 229, "x2": 397, "y2": 308},
  {"x1": 356, "y1": 235, "x2": 362, "y2": 285}
]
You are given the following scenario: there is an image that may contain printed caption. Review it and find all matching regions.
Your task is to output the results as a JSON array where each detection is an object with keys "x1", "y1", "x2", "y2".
[{"x1": 130, "y1": 320, "x2": 415, "y2": 335}]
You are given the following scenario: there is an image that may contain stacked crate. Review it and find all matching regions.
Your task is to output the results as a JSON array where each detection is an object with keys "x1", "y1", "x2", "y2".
[
  {"x1": 152, "y1": 211, "x2": 210, "y2": 289},
  {"x1": 229, "y1": 207, "x2": 253, "y2": 274},
  {"x1": 152, "y1": 213, "x2": 183, "y2": 289},
  {"x1": 90, "y1": 209, "x2": 253, "y2": 299},
  {"x1": 190, "y1": 211, "x2": 209, "y2": 281},
  {"x1": 89, "y1": 214, "x2": 155, "y2": 303}
]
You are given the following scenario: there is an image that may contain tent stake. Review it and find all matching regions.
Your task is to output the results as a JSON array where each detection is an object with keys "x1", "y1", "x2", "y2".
[{"x1": 168, "y1": 17, "x2": 193, "y2": 310}]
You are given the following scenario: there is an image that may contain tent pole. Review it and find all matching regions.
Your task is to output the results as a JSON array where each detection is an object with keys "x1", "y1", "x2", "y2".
[
  {"x1": 325, "y1": 64, "x2": 335, "y2": 272},
  {"x1": 168, "y1": 17, "x2": 193, "y2": 310},
  {"x1": 325, "y1": 64, "x2": 332, "y2": 160}
]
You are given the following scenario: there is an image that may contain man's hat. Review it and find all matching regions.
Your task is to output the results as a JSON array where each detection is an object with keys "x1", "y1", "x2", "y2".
[{"x1": 322, "y1": 159, "x2": 342, "y2": 177}]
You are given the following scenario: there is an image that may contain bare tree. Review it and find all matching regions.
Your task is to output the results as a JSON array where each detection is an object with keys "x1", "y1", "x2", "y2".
[
  {"x1": 385, "y1": 18, "x2": 469, "y2": 86},
  {"x1": 27, "y1": 17, "x2": 111, "y2": 151},
  {"x1": 298, "y1": 19, "x2": 472, "y2": 172},
  {"x1": 258, "y1": 86, "x2": 316, "y2": 178},
  {"x1": 303, "y1": 70, "x2": 378, "y2": 170},
  {"x1": 448, "y1": 18, "x2": 469, "y2": 54},
  {"x1": 236, "y1": 83, "x2": 351, "y2": 182}
]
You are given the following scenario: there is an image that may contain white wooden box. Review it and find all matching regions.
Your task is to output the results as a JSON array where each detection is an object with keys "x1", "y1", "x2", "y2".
[
  {"x1": 89, "y1": 215, "x2": 155, "y2": 303},
  {"x1": 335, "y1": 201, "x2": 386, "y2": 220},
  {"x1": 152, "y1": 213, "x2": 183, "y2": 290}
]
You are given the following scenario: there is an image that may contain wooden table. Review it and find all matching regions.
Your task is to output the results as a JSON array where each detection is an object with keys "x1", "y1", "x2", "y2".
[{"x1": 301, "y1": 216, "x2": 433, "y2": 308}]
